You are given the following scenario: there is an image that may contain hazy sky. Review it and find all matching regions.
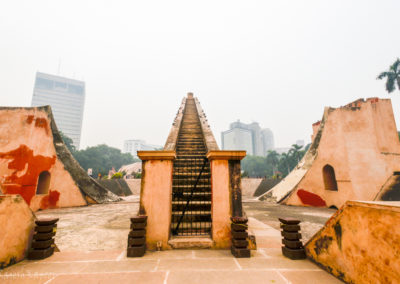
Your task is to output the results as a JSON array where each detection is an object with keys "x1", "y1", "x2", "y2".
[{"x1": 1, "y1": 0, "x2": 400, "y2": 150}]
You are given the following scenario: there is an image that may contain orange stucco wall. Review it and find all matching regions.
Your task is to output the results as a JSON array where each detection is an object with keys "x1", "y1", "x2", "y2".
[
  {"x1": 210, "y1": 159, "x2": 231, "y2": 249},
  {"x1": 139, "y1": 159, "x2": 173, "y2": 250},
  {"x1": 305, "y1": 201, "x2": 400, "y2": 283},
  {"x1": 0, "y1": 108, "x2": 87, "y2": 211},
  {"x1": 0, "y1": 195, "x2": 35, "y2": 268},
  {"x1": 285, "y1": 98, "x2": 400, "y2": 208}
]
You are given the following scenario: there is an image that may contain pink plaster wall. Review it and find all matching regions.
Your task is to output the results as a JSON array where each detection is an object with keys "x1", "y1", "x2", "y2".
[
  {"x1": 0, "y1": 108, "x2": 87, "y2": 211},
  {"x1": 139, "y1": 159, "x2": 173, "y2": 250},
  {"x1": 285, "y1": 98, "x2": 400, "y2": 208},
  {"x1": 0, "y1": 195, "x2": 35, "y2": 268}
]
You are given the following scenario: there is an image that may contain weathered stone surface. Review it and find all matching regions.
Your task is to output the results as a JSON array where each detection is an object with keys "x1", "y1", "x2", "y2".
[
  {"x1": 130, "y1": 222, "x2": 146, "y2": 230},
  {"x1": 129, "y1": 230, "x2": 146, "y2": 238},
  {"x1": 231, "y1": 246, "x2": 250, "y2": 258},
  {"x1": 278, "y1": 218, "x2": 300, "y2": 225},
  {"x1": 280, "y1": 224, "x2": 300, "y2": 232},
  {"x1": 35, "y1": 218, "x2": 59, "y2": 226},
  {"x1": 127, "y1": 245, "x2": 146, "y2": 257},
  {"x1": 282, "y1": 239, "x2": 303, "y2": 249},
  {"x1": 128, "y1": 237, "x2": 146, "y2": 246},
  {"x1": 31, "y1": 239, "x2": 54, "y2": 249},
  {"x1": 0, "y1": 195, "x2": 35, "y2": 269},
  {"x1": 305, "y1": 201, "x2": 400, "y2": 284},
  {"x1": 130, "y1": 216, "x2": 148, "y2": 223},
  {"x1": 231, "y1": 223, "x2": 248, "y2": 231},
  {"x1": 282, "y1": 246, "x2": 306, "y2": 260},
  {"x1": 281, "y1": 231, "x2": 302, "y2": 240},
  {"x1": 97, "y1": 179, "x2": 132, "y2": 196},
  {"x1": 33, "y1": 232, "x2": 56, "y2": 241},
  {"x1": 232, "y1": 231, "x2": 248, "y2": 239},
  {"x1": 35, "y1": 224, "x2": 57, "y2": 233},
  {"x1": 28, "y1": 246, "x2": 55, "y2": 260},
  {"x1": 232, "y1": 239, "x2": 248, "y2": 248},
  {"x1": 168, "y1": 237, "x2": 213, "y2": 249},
  {"x1": 260, "y1": 98, "x2": 400, "y2": 208}
]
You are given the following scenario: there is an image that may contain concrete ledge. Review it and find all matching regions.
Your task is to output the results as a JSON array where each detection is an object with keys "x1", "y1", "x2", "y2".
[
  {"x1": 207, "y1": 151, "x2": 246, "y2": 161},
  {"x1": 137, "y1": 151, "x2": 176, "y2": 161},
  {"x1": 168, "y1": 237, "x2": 214, "y2": 249}
]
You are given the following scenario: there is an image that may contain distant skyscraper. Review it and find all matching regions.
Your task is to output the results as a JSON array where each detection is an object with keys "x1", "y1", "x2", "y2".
[
  {"x1": 221, "y1": 120, "x2": 274, "y2": 156},
  {"x1": 123, "y1": 139, "x2": 162, "y2": 158},
  {"x1": 31, "y1": 72, "x2": 85, "y2": 149}
]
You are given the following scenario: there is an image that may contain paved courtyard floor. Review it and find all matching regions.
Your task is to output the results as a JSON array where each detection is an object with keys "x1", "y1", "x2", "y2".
[{"x1": 0, "y1": 198, "x2": 342, "y2": 283}]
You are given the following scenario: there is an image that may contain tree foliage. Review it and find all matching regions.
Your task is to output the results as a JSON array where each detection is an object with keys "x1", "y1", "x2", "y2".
[
  {"x1": 73, "y1": 144, "x2": 136, "y2": 177},
  {"x1": 377, "y1": 58, "x2": 400, "y2": 93},
  {"x1": 59, "y1": 131, "x2": 76, "y2": 153},
  {"x1": 241, "y1": 144, "x2": 309, "y2": 178},
  {"x1": 59, "y1": 133, "x2": 137, "y2": 177}
]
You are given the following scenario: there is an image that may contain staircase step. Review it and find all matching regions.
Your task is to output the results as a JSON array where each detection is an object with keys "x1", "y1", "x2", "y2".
[
  {"x1": 171, "y1": 214, "x2": 211, "y2": 223},
  {"x1": 173, "y1": 193, "x2": 211, "y2": 201},
  {"x1": 172, "y1": 203, "x2": 211, "y2": 211}
]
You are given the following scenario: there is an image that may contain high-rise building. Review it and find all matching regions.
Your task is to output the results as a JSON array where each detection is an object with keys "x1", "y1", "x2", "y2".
[
  {"x1": 31, "y1": 72, "x2": 85, "y2": 149},
  {"x1": 123, "y1": 139, "x2": 162, "y2": 158},
  {"x1": 221, "y1": 120, "x2": 274, "y2": 156}
]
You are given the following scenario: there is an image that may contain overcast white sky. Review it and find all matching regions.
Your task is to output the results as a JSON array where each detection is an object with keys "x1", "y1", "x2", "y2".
[{"x1": 1, "y1": 0, "x2": 399, "y2": 150}]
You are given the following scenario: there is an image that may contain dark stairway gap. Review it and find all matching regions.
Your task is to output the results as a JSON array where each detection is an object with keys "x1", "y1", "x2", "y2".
[{"x1": 171, "y1": 97, "x2": 212, "y2": 236}]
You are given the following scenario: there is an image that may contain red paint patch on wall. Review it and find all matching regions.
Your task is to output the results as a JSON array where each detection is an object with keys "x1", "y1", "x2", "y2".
[
  {"x1": 0, "y1": 145, "x2": 56, "y2": 205},
  {"x1": 297, "y1": 189, "x2": 327, "y2": 207},
  {"x1": 34, "y1": 118, "x2": 49, "y2": 134},
  {"x1": 26, "y1": 115, "x2": 49, "y2": 134},
  {"x1": 40, "y1": 190, "x2": 60, "y2": 209},
  {"x1": 26, "y1": 115, "x2": 34, "y2": 124}
]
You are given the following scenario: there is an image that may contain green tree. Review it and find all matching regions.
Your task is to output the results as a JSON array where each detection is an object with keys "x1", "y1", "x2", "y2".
[
  {"x1": 289, "y1": 144, "x2": 303, "y2": 164},
  {"x1": 266, "y1": 150, "x2": 280, "y2": 174},
  {"x1": 377, "y1": 58, "x2": 400, "y2": 93},
  {"x1": 59, "y1": 131, "x2": 76, "y2": 153},
  {"x1": 279, "y1": 152, "x2": 291, "y2": 175},
  {"x1": 73, "y1": 144, "x2": 137, "y2": 177}
]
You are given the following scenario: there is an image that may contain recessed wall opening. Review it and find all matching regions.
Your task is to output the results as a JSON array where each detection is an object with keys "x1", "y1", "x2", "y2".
[
  {"x1": 36, "y1": 171, "x2": 51, "y2": 195},
  {"x1": 323, "y1": 164, "x2": 338, "y2": 191}
]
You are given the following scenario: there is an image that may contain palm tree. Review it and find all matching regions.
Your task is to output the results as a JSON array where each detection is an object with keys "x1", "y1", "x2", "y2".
[
  {"x1": 289, "y1": 144, "x2": 303, "y2": 163},
  {"x1": 266, "y1": 150, "x2": 280, "y2": 175},
  {"x1": 377, "y1": 58, "x2": 400, "y2": 93},
  {"x1": 280, "y1": 152, "x2": 291, "y2": 175}
]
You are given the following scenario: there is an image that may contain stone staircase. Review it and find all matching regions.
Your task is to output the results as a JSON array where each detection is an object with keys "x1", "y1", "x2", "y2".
[{"x1": 171, "y1": 97, "x2": 212, "y2": 236}]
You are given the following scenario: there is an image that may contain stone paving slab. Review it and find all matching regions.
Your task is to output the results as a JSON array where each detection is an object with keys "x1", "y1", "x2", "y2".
[
  {"x1": 0, "y1": 248, "x2": 342, "y2": 283},
  {"x1": 0, "y1": 209, "x2": 342, "y2": 283}
]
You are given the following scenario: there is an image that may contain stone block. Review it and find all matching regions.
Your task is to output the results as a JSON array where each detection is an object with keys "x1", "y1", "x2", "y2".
[
  {"x1": 282, "y1": 239, "x2": 303, "y2": 249},
  {"x1": 231, "y1": 223, "x2": 248, "y2": 231},
  {"x1": 128, "y1": 237, "x2": 146, "y2": 246},
  {"x1": 129, "y1": 230, "x2": 146, "y2": 237},
  {"x1": 35, "y1": 218, "x2": 59, "y2": 226},
  {"x1": 282, "y1": 246, "x2": 306, "y2": 260},
  {"x1": 231, "y1": 246, "x2": 250, "y2": 258},
  {"x1": 127, "y1": 245, "x2": 146, "y2": 257},
  {"x1": 232, "y1": 231, "x2": 248, "y2": 239},
  {"x1": 130, "y1": 216, "x2": 148, "y2": 223},
  {"x1": 281, "y1": 231, "x2": 301, "y2": 240},
  {"x1": 230, "y1": 216, "x2": 248, "y2": 224},
  {"x1": 28, "y1": 247, "x2": 55, "y2": 260},
  {"x1": 33, "y1": 232, "x2": 56, "y2": 241},
  {"x1": 130, "y1": 223, "x2": 146, "y2": 230},
  {"x1": 278, "y1": 218, "x2": 300, "y2": 225},
  {"x1": 232, "y1": 239, "x2": 248, "y2": 248},
  {"x1": 31, "y1": 239, "x2": 54, "y2": 249},
  {"x1": 280, "y1": 224, "x2": 300, "y2": 232},
  {"x1": 35, "y1": 224, "x2": 57, "y2": 233}
]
